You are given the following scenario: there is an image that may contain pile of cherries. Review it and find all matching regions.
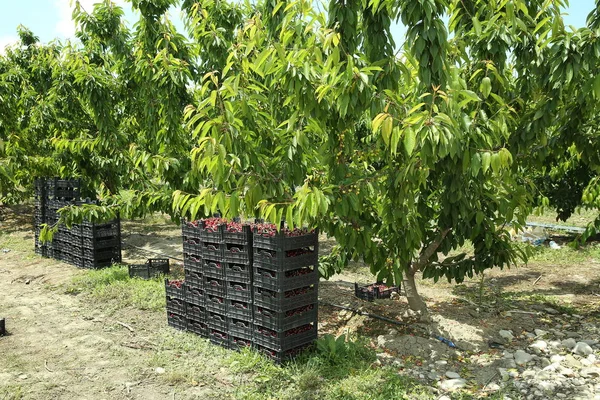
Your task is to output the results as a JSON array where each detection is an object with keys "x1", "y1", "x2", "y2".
[
  {"x1": 229, "y1": 283, "x2": 248, "y2": 292},
  {"x1": 284, "y1": 324, "x2": 313, "y2": 337},
  {"x1": 167, "y1": 280, "x2": 184, "y2": 289},
  {"x1": 285, "y1": 267, "x2": 313, "y2": 278},
  {"x1": 201, "y1": 217, "x2": 226, "y2": 232},
  {"x1": 283, "y1": 286, "x2": 313, "y2": 298},
  {"x1": 208, "y1": 295, "x2": 224, "y2": 304},
  {"x1": 230, "y1": 300, "x2": 248, "y2": 309},
  {"x1": 285, "y1": 304, "x2": 314, "y2": 317},
  {"x1": 364, "y1": 283, "x2": 395, "y2": 293}
]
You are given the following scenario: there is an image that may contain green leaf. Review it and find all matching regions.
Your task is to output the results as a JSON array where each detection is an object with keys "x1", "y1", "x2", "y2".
[
  {"x1": 403, "y1": 128, "x2": 416, "y2": 156},
  {"x1": 381, "y1": 115, "x2": 393, "y2": 146},
  {"x1": 480, "y1": 77, "x2": 492, "y2": 99},
  {"x1": 481, "y1": 152, "x2": 491, "y2": 173}
]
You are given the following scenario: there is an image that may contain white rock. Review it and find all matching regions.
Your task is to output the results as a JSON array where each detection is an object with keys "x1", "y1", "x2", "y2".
[
  {"x1": 580, "y1": 367, "x2": 600, "y2": 378},
  {"x1": 486, "y1": 383, "x2": 501, "y2": 392},
  {"x1": 515, "y1": 350, "x2": 534, "y2": 365},
  {"x1": 155, "y1": 367, "x2": 166, "y2": 374},
  {"x1": 428, "y1": 371, "x2": 441, "y2": 381},
  {"x1": 18, "y1": 374, "x2": 27, "y2": 380},
  {"x1": 542, "y1": 363, "x2": 558, "y2": 372},
  {"x1": 435, "y1": 360, "x2": 448, "y2": 367},
  {"x1": 548, "y1": 340, "x2": 563, "y2": 349},
  {"x1": 440, "y1": 378, "x2": 467, "y2": 391},
  {"x1": 503, "y1": 351, "x2": 514, "y2": 359},
  {"x1": 561, "y1": 338, "x2": 577, "y2": 350},
  {"x1": 582, "y1": 339, "x2": 599, "y2": 346},
  {"x1": 535, "y1": 329, "x2": 548, "y2": 337},
  {"x1": 530, "y1": 340, "x2": 548, "y2": 353},
  {"x1": 438, "y1": 396, "x2": 451, "y2": 400},
  {"x1": 550, "y1": 355, "x2": 565, "y2": 364},
  {"x1": 538, "y1": 380, "x2": 556, "y2": 391},
  {"x1": 522, "y1": 370, "x2": 537, "y2": 379},
  {"x1": 581, "y1": 358, "x2": 593, "y2": 367},
  {"x1": 445, "y1": 371, "x2": 461, "y2": 379},
  {"x1": 573, "y1": 342, "x2": 594, "y2": 356},
  {"x1": 587, "y1": 354, "x2": 596, "y2": 363},
  {"x1": 557, "y1": 366, "x2": 575, "y2": 377},
  {"x1": 499, "y1": 330, "x2": 514, "y2": 341},
  {"x1": 535, "y1": 370, "x2": 553, "y2": 380}
]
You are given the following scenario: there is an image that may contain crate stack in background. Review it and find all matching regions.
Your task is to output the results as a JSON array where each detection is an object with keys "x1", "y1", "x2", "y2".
[
  {"x1": 33, "y1": 177, "x2": 122, "y2": 269},
  {"x1": 169, "y1": 217, "x2": 319, "y2": 362},
  {"x1": 252, "y1": 226, "x2": 319, "y2": 362}
]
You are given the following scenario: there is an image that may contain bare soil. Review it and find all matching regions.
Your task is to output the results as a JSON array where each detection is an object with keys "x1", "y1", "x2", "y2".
[{"x1": 1, "y1": 205, "x2": 600, "y2": 398}]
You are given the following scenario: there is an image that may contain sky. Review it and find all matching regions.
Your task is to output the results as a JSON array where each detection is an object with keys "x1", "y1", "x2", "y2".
[{"x1": 0, "y1": 0, "x2": 596, "y2": 51}]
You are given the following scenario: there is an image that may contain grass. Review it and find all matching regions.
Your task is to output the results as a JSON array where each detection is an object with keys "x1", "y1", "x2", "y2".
[
  {"x1": 527, "y1": 208, "x2": 598, "y2": 228},
  {"x1": 0, "y1": 385, "x2": 24, "y2": 400},
  {"x1": 65, "y1": 265, "x2": 167, "y2": 312},
  {"x1": 147, "y1": 329, "x2": 444, "y2": 400}
]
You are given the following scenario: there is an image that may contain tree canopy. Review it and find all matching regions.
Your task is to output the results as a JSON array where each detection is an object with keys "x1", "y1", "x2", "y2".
[{"x1": 1, "y1": 0, "x2": 599, "y2": 311}]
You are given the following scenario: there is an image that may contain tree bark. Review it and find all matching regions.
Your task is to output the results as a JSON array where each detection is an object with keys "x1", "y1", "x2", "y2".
[
  {"x1": 403, "y1": 228, "x2": 452, "y2": 314},
  {"x1": 403, "y1": 268, "x2": 428, "y2": 314}
]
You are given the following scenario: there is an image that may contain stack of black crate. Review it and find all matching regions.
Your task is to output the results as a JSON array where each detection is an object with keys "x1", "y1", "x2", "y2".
[
  {"x1": 251, "y1": 228, "x2": 319, "y2": 362},
  {"x1": 33, "y1": 177, "x2": 122, "y2": 269},
  {"x1": 170, "y1": 219, "x2": 319, "y2": 362}
]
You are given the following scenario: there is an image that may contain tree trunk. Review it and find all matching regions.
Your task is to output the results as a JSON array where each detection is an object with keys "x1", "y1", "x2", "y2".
[{"x1": 403, "y1": 269, "x2": 428, "y2": 314}]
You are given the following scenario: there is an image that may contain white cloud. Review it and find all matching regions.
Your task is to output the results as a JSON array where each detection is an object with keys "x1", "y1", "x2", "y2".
[{"x1": 54, "y1": 0, "x2": 125, "y2": 38}]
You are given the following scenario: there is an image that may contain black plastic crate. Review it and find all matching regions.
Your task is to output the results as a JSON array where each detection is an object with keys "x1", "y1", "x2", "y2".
[
  {"x1": 129, "y1": 258, "x2": 170, "y2": 279},
  {"x1": 183, "y1": 254, "x2": 202, "y2": 273},
  {"x1": 253, "y1": 323, "x2": 317, "y2": 352},
  {"x1": 187, "y1": 318, "x2": 207, "y2": 337},
  {"x1": 165, "y1": 279, "x2": 185, "y2": 300},
  {"x1": 80, "y1": 258, "x2": 113, "y2": 269},
  {"x1": 253, "y1": 265, "x2": 318, "y2": 291},
  {"x1": 81, "y1": 221, "x2": 120, "y2": 239},
  {"x1": 222, "y1": 223, "x2": 252, "y2": 246},
  {"x1": 254, "y1": 342, "x2": 313, "y2": 364},
  {"x1": 354, "y1": 282, "x2": 401, "y2": 301},
  {"x1": 252, "y1": 228, "x2": 318, "y2": 252},
  {"x1": 82, "y1": 236, "x2": 120, "y2": 250},
  {"x1": 253, "y1": 303, "x2": 317, "y2": 331},
  {"x1": 226, "y1": 299, "x2": 253, "y2": 321},
  {"x1": 229, "y1": 335, "x2": 252, "y2": 351},
  {"x1": 253, "y1": 248, "x2": 318, "y2": 271},
  {"x1": 167, "y1": 297, "x2": 185, "y2": 315},
  {"x1": 223, "y1": 243, "x2": 251, "y2": 264},
  {"x1": 203, "y1": 260, "x2": 225, "y2": 279},
  {"x1": 205, "y1": 294, "x2": 226, "y2": 314},
  {"x1": 185, "y1": 284, "x2": 204, "y2": 306},
  {"x1": 209, "y1": 329, "x2": 229, "y2": 347},
  {"x1": 167, "y1": 312, "x2": 187, "y2": 331},
  {"x1": 199, "y1": 241, "x2": 223, "y2": 260},
  {"x1": 82, "y1": 248, "x2": 121, "y2": 261},
  {"x1": 226, "y1": 281, "x2": 252, "y2": 302},
  {"x1": 184, "y1": 269, "x2": 203, "y2": 289},
  {"x1": 253, "y1": 285, "x2": 318, "y2": 312},
  {"x1": 198, "y1": 218, "x2": 226, "y2": 242},
  {"x1": 207, "y1": 311, "x2": 228, "y2": 332},
  {"x1": 204, "y1": 276, "x2": 226, "y2": 297},
  {"x1": 183, "y1": 238, "x2": 201, "y2": 256},
  {"x1": 228, "y1": 318, "x2": 252, "y2": 340},
  {"x1": 225, "y1": 262, "x2": 251, "y2": 281},
  {"x1": 186, "y1": 302, "x2": 206, "y2": 322},
  {"x1": 182, "y1": 221, "x2": 202, "y2": 240}
]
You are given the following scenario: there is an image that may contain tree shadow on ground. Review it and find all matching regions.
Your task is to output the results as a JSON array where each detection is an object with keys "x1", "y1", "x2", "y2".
[{"x1": 0, "y1": 204, "x2": 36, "y2": 234}]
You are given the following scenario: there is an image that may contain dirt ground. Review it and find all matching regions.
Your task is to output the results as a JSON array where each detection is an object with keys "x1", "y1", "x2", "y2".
[{"x1": 1, "y1": 205, "x2": 600, "y2": 399}]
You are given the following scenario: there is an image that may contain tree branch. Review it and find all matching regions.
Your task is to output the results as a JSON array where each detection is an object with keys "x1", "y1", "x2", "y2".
[{"x1": 411, "y1": 228, "x2": 451, "y2": 273}]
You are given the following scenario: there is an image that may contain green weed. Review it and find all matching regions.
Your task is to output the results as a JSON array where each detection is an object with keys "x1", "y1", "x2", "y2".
[{"x1": 66, "y1": 265, "x2": 166, "y2": 312}]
